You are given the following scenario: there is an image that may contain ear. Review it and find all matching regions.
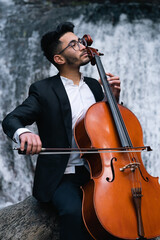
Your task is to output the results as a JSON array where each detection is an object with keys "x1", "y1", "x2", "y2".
[{"x1": 54, "y1": 55, "x2": 65, "y2": 65}]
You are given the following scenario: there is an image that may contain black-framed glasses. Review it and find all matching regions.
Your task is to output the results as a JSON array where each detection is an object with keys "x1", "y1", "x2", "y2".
[{"x1": 58, "y1": 38, "x2": 87, "y2": 54}]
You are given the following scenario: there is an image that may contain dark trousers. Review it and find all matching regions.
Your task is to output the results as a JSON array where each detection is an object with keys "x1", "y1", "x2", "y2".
[{"x1": 51, "y1": 166, "x2": 94, "y2": 240}]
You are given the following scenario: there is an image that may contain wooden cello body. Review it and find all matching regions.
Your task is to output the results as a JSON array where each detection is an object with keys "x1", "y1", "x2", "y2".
[
  {"x1": 75, "y1": 102, "x2": 160, "y2": 240},
  {"x1": 75, "y1": 36, "x2": 160, "y2": 240}
]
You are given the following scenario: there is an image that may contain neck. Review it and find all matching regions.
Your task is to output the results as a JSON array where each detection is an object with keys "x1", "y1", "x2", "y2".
[{"x1": 59, "y1": 67, "x2": 81, "y2": 85}]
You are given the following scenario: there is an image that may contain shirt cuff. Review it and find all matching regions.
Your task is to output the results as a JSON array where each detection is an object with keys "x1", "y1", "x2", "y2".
[{"x1": 13, "y1": 128, "x2": 32, "y2": 144}]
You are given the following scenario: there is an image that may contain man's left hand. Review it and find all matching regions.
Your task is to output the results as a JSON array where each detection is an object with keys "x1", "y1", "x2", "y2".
[{"x1": 99, "y1": 72, "x2": 121, "y2": 102}]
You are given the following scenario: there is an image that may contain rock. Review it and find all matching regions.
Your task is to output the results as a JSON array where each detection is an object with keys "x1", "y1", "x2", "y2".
[{"x1": 0, "y1": 196, "x2": 60, "y2": 240}]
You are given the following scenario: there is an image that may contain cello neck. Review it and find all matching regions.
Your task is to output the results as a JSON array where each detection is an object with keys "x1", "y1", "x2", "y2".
[{"x1": 94, "y1": 54, "x2": 133, "y2": 148}]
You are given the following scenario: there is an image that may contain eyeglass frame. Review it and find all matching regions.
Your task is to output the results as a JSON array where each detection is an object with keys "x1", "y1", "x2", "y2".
[{"x1": 58, "y1": 38, "x2": 87, "y2": 55}]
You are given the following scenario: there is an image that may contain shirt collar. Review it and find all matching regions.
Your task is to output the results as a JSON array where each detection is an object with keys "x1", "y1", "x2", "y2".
[{"x1": 60, "y1": 73, "x2": 84, "y2": 86}]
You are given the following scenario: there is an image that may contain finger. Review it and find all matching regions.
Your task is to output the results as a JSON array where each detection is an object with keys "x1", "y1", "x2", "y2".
[
  {"x1": 36, "y1": 137, "x2": 42, "y2": 153},
  {"x1": 20, "y1": 136, "x2": 27, "y2": 151},
  {"x1": 106, "y1": 72, "x2": 115, "y2": 77},
  {"x1": 114, "y1": 85, "x2": 121, "y2": 90},
  {"x1": 98, "y1": 78, "x2": 102, "y2": 84},
  {"x1": 108, "y1": 79, "x2": 120, "y2": 83},
  {"x1": 31, "y1": 136, "x2": 42, "y2": 155},
  {"x1": 108, "y1": 77, "x2": 120, "y2": 82},
  {"x1": 31, "y1": 138, "x2": 38, "y2": 155},
  {"x1": 110, "y1": 77, "x2": 120, "y2": 80},
  {"x1": 26, "y1": 138, "x2": 33, "y2": 155},
  {"x1": 109, "y1": 81, "x2": 121, "y2": 88}
]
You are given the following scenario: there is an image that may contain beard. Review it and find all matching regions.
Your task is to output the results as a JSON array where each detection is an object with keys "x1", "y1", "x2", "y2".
[{"x1": 63, "y1": 52, "x2": 90, "y2": 67}]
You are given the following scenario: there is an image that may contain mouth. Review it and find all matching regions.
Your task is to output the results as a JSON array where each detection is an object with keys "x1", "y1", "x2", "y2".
[{"x1": 81, "y1": 51, "x2": 89, "y2": 57}]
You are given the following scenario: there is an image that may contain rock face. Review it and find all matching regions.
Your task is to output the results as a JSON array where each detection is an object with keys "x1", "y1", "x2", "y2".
[
  {"x1": 0, "y1": 196, "x2": 160, "y2": 240},
  {"x1": 0, "y1": 196, "x2": 60, "y2": 240}
]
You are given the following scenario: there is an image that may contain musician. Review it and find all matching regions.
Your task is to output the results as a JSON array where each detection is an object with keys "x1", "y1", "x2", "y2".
[{"x1": 2, "y1": 22, "x2": 120, "y2": 240}]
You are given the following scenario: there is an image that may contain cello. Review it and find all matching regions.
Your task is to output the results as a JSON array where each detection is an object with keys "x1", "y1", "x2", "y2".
[{"x1": 74, "y1": 35, "x2": 160, "y2": 240}]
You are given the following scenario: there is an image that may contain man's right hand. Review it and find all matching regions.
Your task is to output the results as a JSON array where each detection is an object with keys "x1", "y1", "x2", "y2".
[{"x1": 19, "y1": 132, "x2": 42, "y2": 155}]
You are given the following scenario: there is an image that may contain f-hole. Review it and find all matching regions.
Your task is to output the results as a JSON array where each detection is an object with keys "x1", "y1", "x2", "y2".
[{"x1": 106, "y1": 157, "x2": 117, "y2": 182}]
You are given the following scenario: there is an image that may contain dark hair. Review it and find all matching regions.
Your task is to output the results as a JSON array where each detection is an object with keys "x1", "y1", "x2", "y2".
[{"x1": 41, "y1": 22, "x2": 74, "y2": 68}]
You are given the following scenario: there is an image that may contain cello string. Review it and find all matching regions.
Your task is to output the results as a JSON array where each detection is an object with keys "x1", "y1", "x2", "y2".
[
  {"x1": 112, "y1": 102, "x2": 141, "y2": 191},
  {"x1": 111, "y1": 88, "x2": 142, "y2": 191},
  {"x1": 92, "y1": 53, "x2": 143, "y2": 193}
]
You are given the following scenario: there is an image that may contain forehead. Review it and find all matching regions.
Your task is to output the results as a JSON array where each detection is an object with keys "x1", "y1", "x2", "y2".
[{"x1": 59, "y1": 32, "x2": 78, "y2": 45}]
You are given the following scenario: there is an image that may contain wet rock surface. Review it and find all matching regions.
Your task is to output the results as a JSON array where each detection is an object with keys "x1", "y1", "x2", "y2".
[{"x1": 0, "y1": 196, "x2": 60, "y2": 240}]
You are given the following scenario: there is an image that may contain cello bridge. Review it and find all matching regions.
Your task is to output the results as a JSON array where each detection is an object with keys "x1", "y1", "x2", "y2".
[{"x1": 119, "y1": 162, "x2": 140, "y2": 172}]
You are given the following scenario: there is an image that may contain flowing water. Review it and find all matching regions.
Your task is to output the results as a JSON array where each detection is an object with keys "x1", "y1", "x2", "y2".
[{"x1": 0, "y1": 0, "x2": 160, "y2": 218}]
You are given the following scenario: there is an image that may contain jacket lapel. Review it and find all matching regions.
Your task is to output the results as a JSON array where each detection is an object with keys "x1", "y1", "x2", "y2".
[
  {"x1": 51, "y1": 74, "x2": 72, "y2": 146},
  {"x1": 84, "y1": 77, "x2": 104, "y2": 102},
  {"x1": 50, "y1": 75, "x2": 103, "y2": 146}
]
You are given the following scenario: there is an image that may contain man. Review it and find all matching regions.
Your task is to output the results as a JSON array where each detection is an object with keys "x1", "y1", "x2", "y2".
[{"x1": 2, "y1": 22, "x2": 120, "y2": 240}]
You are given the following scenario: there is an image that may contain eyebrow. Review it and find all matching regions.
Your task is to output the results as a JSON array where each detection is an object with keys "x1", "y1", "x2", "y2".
[
  {"x1": 69, "y1": 38, "x2": 79, "y2": 43},
  {"x1": 69, "y1": 39, "x2": 77, "y2": 43}
]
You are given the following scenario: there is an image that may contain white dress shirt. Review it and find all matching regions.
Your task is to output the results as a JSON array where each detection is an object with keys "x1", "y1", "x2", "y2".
[
  {"x1": 13, "y1": 74, "x2": 96, "y2": 173},
  {"x1": 61, "y1": 74, "x2": 96, "y2": 173}
]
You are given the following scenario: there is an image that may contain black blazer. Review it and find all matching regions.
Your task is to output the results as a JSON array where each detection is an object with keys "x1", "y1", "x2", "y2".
[{"x1": 2, "y1": 74, "x2": 104, "y2": 202}]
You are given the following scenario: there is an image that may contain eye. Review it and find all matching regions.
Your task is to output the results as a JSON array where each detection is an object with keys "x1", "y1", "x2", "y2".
[{"x1": 70, "y1": 40, "x2": 77, "y2": 47}]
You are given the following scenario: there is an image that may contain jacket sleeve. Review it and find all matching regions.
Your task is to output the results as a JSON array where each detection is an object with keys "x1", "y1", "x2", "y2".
[{"x1": 2, "y1": 83, "x2": 42, "y2": 140}]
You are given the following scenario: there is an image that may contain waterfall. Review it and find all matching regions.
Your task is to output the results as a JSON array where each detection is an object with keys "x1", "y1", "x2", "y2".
[{"x1": 0, "y1": 0, "x2": 160, "y2": 209}]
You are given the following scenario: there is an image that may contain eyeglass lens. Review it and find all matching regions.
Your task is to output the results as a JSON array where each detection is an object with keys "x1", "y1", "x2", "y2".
[{"x1": 71, "y1": 38, "x2": 87, "y2": 51}]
